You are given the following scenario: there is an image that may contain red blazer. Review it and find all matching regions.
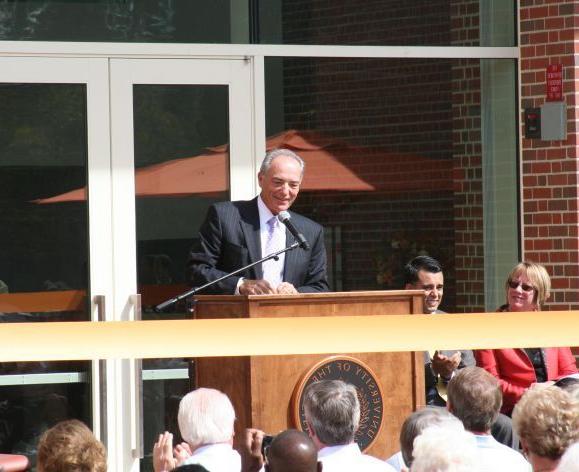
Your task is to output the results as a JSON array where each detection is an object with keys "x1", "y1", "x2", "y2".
[{"x1": 475, "y1": 347, "x2": 577, "y2": 414}]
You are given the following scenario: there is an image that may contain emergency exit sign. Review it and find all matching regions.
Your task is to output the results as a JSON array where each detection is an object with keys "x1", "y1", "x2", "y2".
[{"x1": 546, "y1": 64, "x2": 563, "y2": 102}]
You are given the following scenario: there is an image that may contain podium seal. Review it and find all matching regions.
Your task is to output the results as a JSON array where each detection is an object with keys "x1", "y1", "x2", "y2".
[{"x1": 291, "y1": 356, "x2": 384, "y2": 452}]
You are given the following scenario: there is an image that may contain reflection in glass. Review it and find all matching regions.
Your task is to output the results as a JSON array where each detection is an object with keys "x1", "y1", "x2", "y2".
[
  {"x1": 259, "y1": 0, "x2": 516, "y2": 47},
  {"x1": 266, "y1": 57, "x2": 518, "y2": 312},
  {"x1": 132, "y1": 84, "x2": 230, "y2": 467},
  {"x1": 0, "y1": 83, "x2": 91, "y2": 462},
  {"x1": 0, "y1": 0, "x2": 249, "y2": 43}
]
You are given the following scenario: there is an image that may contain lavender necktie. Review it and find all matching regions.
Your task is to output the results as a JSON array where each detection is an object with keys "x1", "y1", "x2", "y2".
[{"x1": 262, "y1": 216, "x2": 284, "y2": 288}]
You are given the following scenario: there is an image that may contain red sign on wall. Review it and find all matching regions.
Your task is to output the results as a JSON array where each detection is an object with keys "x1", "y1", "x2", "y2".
[{"x1": 546, "y1": 64, "x2": 563, "y2": 102}]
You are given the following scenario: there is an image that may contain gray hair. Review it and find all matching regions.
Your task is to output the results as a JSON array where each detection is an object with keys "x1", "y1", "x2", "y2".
[
  {"x1": 260, "y1": 148, "x2": 305, "y2": 174},
  {"x1": 400, "y1": 407, "x2": 462, "y2": 467},
  {"x1": 303, "y1": 380, "x2": 359, "y2": 446},
  {"x1": 178, "y1": 388, "x2": 235, "y2": 448}
]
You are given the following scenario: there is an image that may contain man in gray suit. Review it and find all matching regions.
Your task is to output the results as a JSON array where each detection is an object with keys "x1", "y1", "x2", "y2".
[
  {"x1": 404, "y1": 256, "x2": 517, "y2": 449},
  {"x1": 188, "y1": 149, "x2": 329, "y2": 295}
]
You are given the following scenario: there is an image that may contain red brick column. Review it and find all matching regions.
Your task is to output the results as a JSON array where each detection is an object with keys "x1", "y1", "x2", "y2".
[
  {"x1": 451, "y1": 1, "x2": 484, "y2": 312},
  {"x1": 520, "y1": 1, "x2": 579, "y2": 310}
]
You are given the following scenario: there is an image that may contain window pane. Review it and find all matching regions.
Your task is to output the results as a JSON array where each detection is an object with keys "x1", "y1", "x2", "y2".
[
  {"x1": 265, "y1": 57, "x2": 518, "y2": 312},
  {"x1": 260, "y1": 0, "x2": 516, "y2": 47},
  {"x1": 132, "y1": 83, "x2": 230, "y2": 468},
  {"x1": 0, "y1": 83, "x2": 91, "y2": 461},
  {"x1": 0, "y1": 0, "x2": 249, "y2": 43}
]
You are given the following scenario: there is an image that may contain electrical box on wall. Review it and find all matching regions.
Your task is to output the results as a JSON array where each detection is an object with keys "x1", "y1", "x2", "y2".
[
  {"x1": 540, "y1": 102, "x2": 566, "y2": 140},
  {"x1": 524, "y1": 108, "x2": 541, "y2": 139}
]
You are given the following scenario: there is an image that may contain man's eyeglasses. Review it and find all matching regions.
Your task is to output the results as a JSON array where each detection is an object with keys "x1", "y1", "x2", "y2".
[{"x1": 508, "y1": 280, "x2": 534, "y2": 292}]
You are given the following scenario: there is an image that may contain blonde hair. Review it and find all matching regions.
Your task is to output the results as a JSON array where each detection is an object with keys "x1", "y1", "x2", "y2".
[
  {"x1": 512, "y1": 386, "x2": 579, "y2": 460},
  {"x1": 505, "y1": 261, "x2": 551, "y2": 309},
  {"x1": 37, "y1": 420, "x2": 107, "y2": 472}
]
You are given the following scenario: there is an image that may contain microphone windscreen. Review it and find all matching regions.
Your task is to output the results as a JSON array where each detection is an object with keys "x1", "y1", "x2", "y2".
[{"x1": 277, "y1": 211, "x2": 290, "y2": 222}]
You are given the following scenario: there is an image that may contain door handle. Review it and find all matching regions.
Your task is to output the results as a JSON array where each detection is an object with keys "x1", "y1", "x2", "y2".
[
  {"x1": 129, "y1": 294, "x2": 143, "y2": 459},
  {"x1": 93, "y1": 295, "x2": 108, "y2": 448}
]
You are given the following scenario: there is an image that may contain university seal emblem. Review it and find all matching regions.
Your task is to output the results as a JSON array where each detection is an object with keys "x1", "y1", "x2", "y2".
[{"x1": 291, "y1": 356, "x2": 384, "y2": 451}]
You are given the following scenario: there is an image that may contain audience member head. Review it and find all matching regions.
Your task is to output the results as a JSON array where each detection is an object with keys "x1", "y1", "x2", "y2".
[
  {"x1": 303, "y1": 380, "x2": 359, "y2": 448},
  {"x1": 403, "y1": 256, "x2": 444, "y2": 314},
  {"x1": 504, "y1": 261, "x2": 550, "y2": 311},
  {"x1": 557, "y1": 442, "x2": 579, "y2": 472},
  {"x1": 37, "y1": 419, "x2": 106, "y2": 472},
  {"x1": 410, "y1": 424, "x2": 480, "y2": 472},
  {"x1": 399, "y1": 407, "x2": 463, "y2": 467},
  {"x1": 555, "y1": 376, "x2": 579, "y2": 401},
  {"x1": 563, "y1": 383, "x2": 579, "y2": 402},
  {"x1": 447, "y1": 366, "x2": 502, "y2": 433},
  {"x1": 172, "y1": 466, "x2": 210, "y2": 472},
  {"x1": 178, "y1": 388, "x2": 235, "y2": 450},
  {"x1": 265, "y1": 429, "x2": 321, "y2": 472},
  {"x1": 512, "y1": 385, "x2": 579, "y2": 469}
]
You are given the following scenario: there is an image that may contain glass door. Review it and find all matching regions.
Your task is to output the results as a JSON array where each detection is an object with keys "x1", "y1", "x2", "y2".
[
  {"x1": 108, "y1": 58, "x2": 254, "y2": 471},
  {"x1": 0, "y1": 57, "x2": 113, "y2": 468}
]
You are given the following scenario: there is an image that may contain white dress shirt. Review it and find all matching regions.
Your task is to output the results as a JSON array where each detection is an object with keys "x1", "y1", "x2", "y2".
[
  {"x1": 474, "y1": 434, "x2": 531, "y2": 472},
  {"x1": 318, "y1": 443, "x2": 396, "y2": 472},
  {"x1": 182, "y1": 443, "x2": 241, "y2": 472},
  {"x1": 385, "y1": 450, "x2": 406, "y2": 472}
]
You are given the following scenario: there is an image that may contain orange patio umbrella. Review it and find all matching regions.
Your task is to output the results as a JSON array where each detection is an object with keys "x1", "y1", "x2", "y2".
[
  {"x1": 34, "y1": 129, "x2": 452, "y2": 204},
  {"x1": 34, "y1": 129, "x2": 375, "y2": 204}
]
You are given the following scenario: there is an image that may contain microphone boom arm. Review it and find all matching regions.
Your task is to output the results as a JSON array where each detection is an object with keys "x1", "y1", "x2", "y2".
[{"x1": 155, "y1": 241, "x2": 301, "y2": 312}]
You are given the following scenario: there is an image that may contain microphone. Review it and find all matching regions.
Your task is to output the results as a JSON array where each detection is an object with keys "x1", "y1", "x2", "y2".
[{"x1": 277, "y1": 211, "x2": 310, "y2": 250}]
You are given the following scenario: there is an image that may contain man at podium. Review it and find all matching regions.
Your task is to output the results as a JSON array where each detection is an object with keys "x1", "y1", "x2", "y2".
[{"x1": 188, "y1": 149, "x2": 329, "y2": 295}]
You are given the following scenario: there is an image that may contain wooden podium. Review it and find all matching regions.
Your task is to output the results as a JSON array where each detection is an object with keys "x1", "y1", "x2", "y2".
[{"x1": 193, "y1": 290, "x2": 425, "y2": 459}]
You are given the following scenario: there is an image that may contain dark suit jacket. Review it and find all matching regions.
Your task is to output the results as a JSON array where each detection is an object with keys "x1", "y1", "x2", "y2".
[{"x1": 187, "y1": 198, "x2": 330, "y2": 294}]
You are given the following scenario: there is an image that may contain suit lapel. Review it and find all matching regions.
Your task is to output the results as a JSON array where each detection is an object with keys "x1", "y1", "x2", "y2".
[
  {"x1": 283, "y1": 213, "x2": 299, "y2": 284},
  {"x1": 239, "y1": 198, "x2": 263, "y2": 279}
]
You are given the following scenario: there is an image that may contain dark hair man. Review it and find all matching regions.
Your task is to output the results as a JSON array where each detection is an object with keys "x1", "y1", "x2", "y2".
[
  {"x1": 403, "y1": 256, "x2": 517, "y2": 450},
  {"x1": 303, "y1": 380, "x2": 395, "y2": 472},
  {"x1": 188, "y1": 148, "x2": 329, "y2": 295},
  {"x1": 404, "y1": 255, "x2": 474, "y2": 406},
  {"x1": 240, "y1": 428, "x2": 321, "y2": 472},
  {"x1": 447, "y1": 367, "x2": 530, "y2": 471}
]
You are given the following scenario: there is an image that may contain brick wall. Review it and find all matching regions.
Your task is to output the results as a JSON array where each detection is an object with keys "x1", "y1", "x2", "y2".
[
  {"x1": 294, "y1": 161, "x2": 456, "y2": 308},
  {"x1": 282, "y1": 0, "x2": 450, "y2": 46},
  {"x1": 451, "y1": 1, "x2": 484, "y2": 312},
  {"x1": 283, "y1": 57, "x2": 452, "y2": 159},
  {"x1": 519, "y1": 0, "x2": 579, "y2": 310},
  {"x1": 280, "y1": 1, "x2": 461, "y2": 307}
]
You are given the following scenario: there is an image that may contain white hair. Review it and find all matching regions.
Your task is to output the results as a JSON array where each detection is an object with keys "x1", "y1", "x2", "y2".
[
  {"x1": 177, "y1": 388, "x2": 235, "y2": 448},
  {"x1": 410, "y1": 424, "x2": 480, "y2": 472},
  {"x1": 400, "y1": 407, "x2": 464, "y2": 467},
  {"x1": 558, "y1": 442, "x2": 579, "y2": 472}
]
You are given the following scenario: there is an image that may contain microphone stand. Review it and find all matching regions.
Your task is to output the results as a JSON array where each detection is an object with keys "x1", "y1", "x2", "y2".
[{"x1": 154, "y1": 241, "x2": 301, "y2": 312}]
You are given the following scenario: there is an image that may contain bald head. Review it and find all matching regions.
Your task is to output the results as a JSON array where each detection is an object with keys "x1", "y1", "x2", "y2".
[{"x1": 266, "y1": 430, "x2": 321, "y2": 472}]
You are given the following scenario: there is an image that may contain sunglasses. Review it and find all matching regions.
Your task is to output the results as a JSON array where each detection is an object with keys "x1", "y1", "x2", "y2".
[{"x1": 508, "y1": 280, "x2": 534, "y2": 292}]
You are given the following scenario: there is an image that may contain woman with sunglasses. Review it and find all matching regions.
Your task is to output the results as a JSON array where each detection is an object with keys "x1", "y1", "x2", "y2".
[{"x1": 475, "y1": 261, "x2": 577, "y2": 415}]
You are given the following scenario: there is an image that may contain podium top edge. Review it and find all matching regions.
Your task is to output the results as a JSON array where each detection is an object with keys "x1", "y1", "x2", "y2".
[{"x1": 193, "y1": 290, "x2": 424, "y2": 301}]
